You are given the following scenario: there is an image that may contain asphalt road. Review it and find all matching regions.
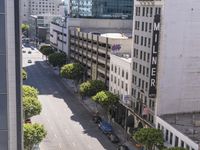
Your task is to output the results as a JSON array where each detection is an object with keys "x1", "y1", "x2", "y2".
[{"x1": 22, "y1": 47, "x2": 116, "y2": 150}]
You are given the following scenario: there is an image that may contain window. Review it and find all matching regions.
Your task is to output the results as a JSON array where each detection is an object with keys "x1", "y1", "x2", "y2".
[
  {"x1": 138, "y1": 78, "x2": 141, "y2": 87},
  {"x1": 111, "y1": 64, "x2": 113, "y2": 71},
  {"x1": 175, "y1": 136, "x2": 179, "y2": 147},
  {"x1": 145, "y1": 22, "x2": 148, "y2": 32},
  {"x1": 111, "y1": 74, "x2": 113, "y2": 82},
  {"x1": 140, "y1": 51, "x2": 143, "y2": 59},
  {"x1": 148, "y1": 38, "x2": 151, "y2": 48},
  {"x1": 144, "y1": 52, "x2": 146, "y2": 61},
  {"x1": 143, "y1": 66, "x2": 145, "y2": 75},
  {"x1": 121, "y1": 81, "x2": 124, "y2": 89},
  {"x1": 146, "y1": 7, "x2": 149, "y2": 17},
  {"x1": 126, "y1": 72, "x2": 128, "y2": 80},
  {"x1": 142, "y1": 22, "x2": 144, "y2": 31},
  {"x1": 118, "y1": 79, "x2": 120, "y2": 86},
  {"x1": 170, "y1": 132, "x2": 173, "y2": 144},
  {"x1": 181, "y1": 140, "x2": 184, "y2": 148},
  {"x1": 139, "y1": 65, "x2": 142, "y2": 73},
  {"x1": 141, "y1": 36, "x2": 143, "y2": 45},
  {"x1": 147, "y1": 53, "x2": 150, "y2": 62},
  {"x1": 122, "y1": 70, "x2": 124, "y2": 77},
  {"x1": 118, "y1": 67, "x2": 120, "y2": 75},
  {"x1": 125, "y1": 84, "x2": 128, "y2": 92},
  {"x1": 115, "y1": 66, "x2": 117, "y2": 73},
  {"x1": 146, "y1": 68, "x2": 149, "y2": 77},
  {"x1": 150, "y1": 7, "x2": 153, "y2": 17},
  {"x1": 114, "y1": 76, "x2": 116, "y2": 84},
  {"x1": 142, "y1": 7, "x2": 145, "y2": 16},
  {"x1": 149, "y1": 23, "x2": 152, "y2": 33},
  {"x1": 166, "y1": 130, "x2": 169, "y2": 141}
]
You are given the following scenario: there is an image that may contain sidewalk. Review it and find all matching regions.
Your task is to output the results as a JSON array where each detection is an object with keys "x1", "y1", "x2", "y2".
[{"x1": 51, "y1": 66, "x2": 140, "y2": 150}]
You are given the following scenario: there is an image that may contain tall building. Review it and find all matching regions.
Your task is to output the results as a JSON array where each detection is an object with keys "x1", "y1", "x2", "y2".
[
  {"x1": 0, "y1": 0, "x2": 22, "y2": 150},
  {"x1": 119, "y1": 0, "x2": 200, "y2": 149},
  {"x1": 68, "y1": 0, "x2": 133, "y2": 19},
  {"x1": 21, "y1": 0, "x2": 62, "y2": 23}
]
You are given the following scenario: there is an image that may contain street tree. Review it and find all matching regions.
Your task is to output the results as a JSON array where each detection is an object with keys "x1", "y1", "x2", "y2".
[
  {"x1": 39, "y1": 45, "x2": 54, "y2": 58},
  {"x1": 48, "y1": 52, "x2": 67, "y2": 67},
  {"x1": 23, "y1": 96, "x2": 42, "y2": 120},
  {"x1": 22, "y1": 68, "x2": 27, "y2": 80},
  {"x1": 24, "y1": 123, "x2": 47, "y2": 150},
  {"x1": 134, "y1": 128, "x2": 164, "y2": 150},
  {"x1": 79, "y1": 80, "x2": 106, "y2": 97},
  {"x1": 92, "y1": 91, "x2": 119, "y2": 106},
  {"x1": 21, "y1": 24, "x2": 29, "y2": 37},
  {"x1": 60, "y1": 63, "x2": 84, "y2": 84},
  {"x1": 23, "y1": 85, "x2": 39, "y2": 98}
]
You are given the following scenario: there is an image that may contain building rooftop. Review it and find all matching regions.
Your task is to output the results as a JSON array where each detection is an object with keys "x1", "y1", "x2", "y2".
[
  {"x1": 111, "y1": 52, "x2": 132, "y2": 63},
  {"x1": 79, "y1": 28, "x2": 132, "y2": 39},
  {"x1": 161, "y1": 112, "x2": 200, "y2": 144}
]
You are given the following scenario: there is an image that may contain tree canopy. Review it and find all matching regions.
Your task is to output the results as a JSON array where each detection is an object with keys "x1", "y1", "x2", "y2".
[
  {"x1": 22, "y1": 69, "x2": 27, "y2": 80},
  {"x1": 92, "y1": 91, "x2": 119, "y2": 106},
  {"x1": 21, "y1": 24, "x2": 29, "y2": 31},
  {"x1": 48, "y1": 52, "x2": 67, "y2": 67},
  {"x1": 60, "y1": 63, "x2": 84, "y2": 81},
  {"x1": 79, "y1": 80, "x2": 106, "y2": 97},
  {"x1": 39, "y1": 45, "x2": 54, "y2": 57},
  {"x1": 134, "y1": 128, "x2": 164, "y2": 150},
  {"x1": 23, "y1": 85, "x2": 39, "y2": 98},
  {"x1": 24, "y1": 123, "x2": 47, "y2": 150},
  {"x1": 23, "y1": 96, "x2": 42, "y2": 120}
]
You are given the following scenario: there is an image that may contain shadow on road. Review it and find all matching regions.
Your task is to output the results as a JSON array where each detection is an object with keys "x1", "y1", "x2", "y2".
[{"x1": 24, "y1": 60, "x2": 116, "y2": 150}]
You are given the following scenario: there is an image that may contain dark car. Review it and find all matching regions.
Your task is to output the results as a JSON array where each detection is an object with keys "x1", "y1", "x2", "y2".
[
  {"x1": 99, "y1": 120, "x2": 112, "y2": 134},
  {"x1": 117, "y1": 145, "x2": 129, "y2": 150},
  {"x1": 25, "y1": 118, "x2": 31, "y2": 124},
  {"x1": 28, "y1": 60, "x2": 32, "y2": 63},
  {"x1": 107, "y1": 133, "x2": 120, "y2": 143},
  {"x1": 92, "y1": 115, "x2": 102, "y2": 124},
  {"x1": 28, "y1": 51, "x2": 32, "y2": 54}
]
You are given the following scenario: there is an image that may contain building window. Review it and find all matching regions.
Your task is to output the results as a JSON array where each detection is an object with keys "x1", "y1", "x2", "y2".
[
  {"x1": 115, "y1": 66, "x2": 117, "y2": 73},
  {"x1": 166, "y1": 130, "x2": 169, "y2": 141},
  {"x1": 121, "y1": 81, "x2": 124, "y2": 89},
  {"x1": 114, "y1": 76, "x2": 116, "y2": 84},
  {"x1": 142, "y1": 22, "x2": 144, "y2": 31},
  {"x1": 149, "y1": 23, "x2": 152, "y2": 33},
  {"x1": 126, "y1": 72, "x2": 128, "y2": 80},
  {"x1": 111, "y1": 64, "x2": 113, "y2": 71},
  {"x1": 141, "y1": 36, "x2": 143, "y2": 46},
  {"x1": 175, "y1": 136, "x2": 179, "y2": 147},
  {"x1": 111, "y1": 74, "x2": 113, "y2": 82},
  {"x1": 125, "y1": 84, "x2": 128, "y2": 92},
  {"x1": 145, "y1": 22, "x2": 148, "y2": 32},
  {"x1": 142, "y1": 7, "x2": 145, "y2": 16},
  {"x1": 170, "y1": 132, "x2": 173, "y2": 144},
  {"x1": 140, "y1": 51, "x2": 143, "y2": 60},
  {"x1": 118, "y1": 67, "x2": 120, "y2": 75},
  {"x1": 150, "y1": 7, "x2": 153, "y2": 17},
  {"x1": 122, "y1": 70, "x2": 124, "y2": 77},
  {"x1": 181, "y1": 140, "x2": 184, "y2": 148}
]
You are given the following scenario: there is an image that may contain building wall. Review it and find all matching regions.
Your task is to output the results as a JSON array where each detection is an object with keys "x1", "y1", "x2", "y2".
[
  {"x1": 109, "y1": 54, "x2": 132, "y2": 98},
  {"x1": 21, "y1": 0, "x2": 62, "y2": 23},
  {"x1": 50, "y1": 22, "x2": 68, "y2": 54},
  {"x1": 157, "y1": 0, "x2": 200, "y2": 115},
  {"x1": 156, "y1": 117, "x2": 198, "y2": 150},
  {"x1": 0, "y1": 0, "x2": 22, "y2": 149}
]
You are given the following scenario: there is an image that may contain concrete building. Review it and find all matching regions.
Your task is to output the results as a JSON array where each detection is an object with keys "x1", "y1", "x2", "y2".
[
  {"x1": 68, "y1": 19, "x2": 132, "y2": 84},
  {"x1": 124, "y1": 0, "x2": 200, "y2": 149},
  {"x1": 0, "y1": 0, "x2": 22, "y2": 149},
  {"x1": 50, "y1": 17, "x2": 68, "y2": 54},
  {"x1": 67, "y1": 0, "x2": 133, "y2": 19},
  {"x1": 21, "y1": 0, "x2": 62, "y2": 23}
]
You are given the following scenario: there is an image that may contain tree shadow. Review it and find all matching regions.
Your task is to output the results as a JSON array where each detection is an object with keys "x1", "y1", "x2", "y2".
[{"x1": 24, "y1": 60, "x2": 116, "y2": 150}]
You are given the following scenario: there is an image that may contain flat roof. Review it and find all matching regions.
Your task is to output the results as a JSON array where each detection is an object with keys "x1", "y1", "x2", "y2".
[
  {"x1": 111, "y1": 52, "x2": 132, "y2": 63},
  {"x1": 161, "y1": 113, "x2": 200, "y2": 144},
  {"x1": 77, "y1": 28, "x2": 132, "y2": 39}
]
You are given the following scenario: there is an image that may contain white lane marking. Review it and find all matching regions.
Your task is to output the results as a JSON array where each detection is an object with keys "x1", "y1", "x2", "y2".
[{"x1": 58, "y1": 143, "x2": 62, "y2": 149}]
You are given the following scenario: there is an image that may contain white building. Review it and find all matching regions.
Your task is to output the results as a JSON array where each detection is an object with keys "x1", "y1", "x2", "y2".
[
  {"x1": 109, "y1": 53, "x2": 132, "y2": 100},
  {"x1": 21, "y1": 0, "x2": 62, "y2": 23},
  {"x1": 50, "y1": 17, "x2": 68, "y2": 54},
  {"x1": 128, "y1": 0, "x2": 200, "y2": 149}
]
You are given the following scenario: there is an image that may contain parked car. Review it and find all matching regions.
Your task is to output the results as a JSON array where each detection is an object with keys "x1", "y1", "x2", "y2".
[
  {"x1": 22, "y1": 50, "x2": 26, "y2": 53},
  {"x1": 25, "y1": 118, "x2": 31, "y2": 124},
  {"x1": 99, "y1": 120, "x2": 112, "y2": 134},
  {"x1": 117, "y1": 145, "x2": 129, "y2": 150},
  {"x1": 28, "y1": 60, "x2": 32, "y2": 63},
  {"x1": 92, "y1": 115, "x2": 102, "y2": 124},
  {"x1": 28, "y1": 51, "x2": 32, "y2": 54},
  {"x1": 107, "y1": 133, "x2": 120, "y2": 143}
]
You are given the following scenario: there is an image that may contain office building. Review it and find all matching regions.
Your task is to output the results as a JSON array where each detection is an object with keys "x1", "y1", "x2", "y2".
[
  {"x1": 0, "y1": 0, "x2": 22, "y2": 149},
  {"x1": 68, "y1": 0, "x2": 133, "y2": 19},
  {"x1": 21, "y1": 0, "x2": 62, "y2": 23},
  {"x1": 119, "y1": 0, "x2": 200, "y2": 149}
]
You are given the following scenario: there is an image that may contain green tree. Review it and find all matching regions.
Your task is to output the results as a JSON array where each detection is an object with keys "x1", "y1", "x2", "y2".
[
  {"x1": 39, "y1": 45, "x2": 54, "y2": 58},
  {"x1": 60, "y1": 63, "x2": 84, "y2": 84},
  {"x1": 21, "y1": 24, "x2": 29, "y2": 37},
  {"x1": 79, "y1": 80, "x2": 106, "y2": 97},
  {"x1": 23, "y1": 85, "x2": 39, "y2": 98},
  {"x1": 92, "y1": 91, "x2": 119, "y2": 106},
  {"x1": 48, "y1": 52, "x2": 67, "y2": 67},
  {"x1": 24, "y1": 123, "x2": 47, "y2": 150},
  {"x1": 134, "y1": 128, "x2": 164, "y2": 150},
  {"x1": 22, "y1": 68, "x2": 27, "y2": 80},
  {"x1": 164, "y1": 148, "x2": 187, "y2": 150},
  {"x1": 23, "y1": 96, "x2": 42, "y2": 120}
]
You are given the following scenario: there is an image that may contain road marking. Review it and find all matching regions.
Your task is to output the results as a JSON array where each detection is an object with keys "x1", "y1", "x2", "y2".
[
  {"x1": 58, "y1": 143, "x2": 62, "y2": 149},
  {"x1": 72, "y1": 142, "x2": 76, "y2": 147}
]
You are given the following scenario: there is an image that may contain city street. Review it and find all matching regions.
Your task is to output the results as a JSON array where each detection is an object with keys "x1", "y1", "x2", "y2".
[{"x1": 22, "y1": 47, "x2": 116, "y2": 150}]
